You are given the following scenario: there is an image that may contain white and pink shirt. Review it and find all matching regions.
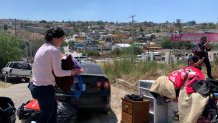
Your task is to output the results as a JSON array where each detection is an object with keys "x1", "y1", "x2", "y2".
[{"x1": 32, "y1": 43, "x2": 71, "y2": 86}]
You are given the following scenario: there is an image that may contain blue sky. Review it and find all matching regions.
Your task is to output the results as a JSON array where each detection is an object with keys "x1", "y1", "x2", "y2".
[{"x1": 0, "y1": 0, "x2": 217, "y2": 23}]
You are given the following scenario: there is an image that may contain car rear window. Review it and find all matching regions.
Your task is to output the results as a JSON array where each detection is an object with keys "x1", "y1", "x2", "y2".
[
  {"x1": 11, "y1": 62, "x2": 31, "y2": 70},
  {"x1": 22, "y1": 63, "x2": 32, "y2": 70},
  {"x1": 11, "y1": 63, "x2": 22, "y2": 69},
  {"x1": 80, "y1": 64, "x2": 104, "y2": 75}
]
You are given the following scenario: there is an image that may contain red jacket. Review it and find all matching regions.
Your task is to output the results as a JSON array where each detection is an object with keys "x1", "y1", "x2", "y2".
[{"x1": 168, "y1": 66, "x2": 205, "y2": 94}]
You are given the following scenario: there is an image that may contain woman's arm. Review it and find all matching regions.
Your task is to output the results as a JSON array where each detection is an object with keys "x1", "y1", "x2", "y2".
[{"x1": 52, "y1": 49, "x2": 72, "y2": 77}]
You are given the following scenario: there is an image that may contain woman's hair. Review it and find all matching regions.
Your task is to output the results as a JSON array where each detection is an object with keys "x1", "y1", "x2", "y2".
[{"x1": 44, "y1": 27, "x2": 65, "y2": 42}]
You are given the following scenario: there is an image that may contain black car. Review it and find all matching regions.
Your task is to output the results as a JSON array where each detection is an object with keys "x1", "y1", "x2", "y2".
[{"x1": 55, "y1": 61, "x2": 111, "y2": 114}]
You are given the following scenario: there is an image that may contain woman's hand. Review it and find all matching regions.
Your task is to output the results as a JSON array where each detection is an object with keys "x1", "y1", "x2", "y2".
[
  {"x1": 76, "y1": 68, "x2": 84, "y2": 75},
  {"x1": 71, "y1": 68, "x2": 84, "y2": 76},
  {"x1": 71, "y1": 69, "x2": 77, "y2": 76}
]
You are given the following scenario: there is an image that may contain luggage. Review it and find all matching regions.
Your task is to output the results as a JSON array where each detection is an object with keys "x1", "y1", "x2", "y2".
[
  {"x1": 0, "y1": 97, "x2": 16, "y2": 123},
  {"x1": 17, "y1": 99, "x2": 77, "y2": 123}
]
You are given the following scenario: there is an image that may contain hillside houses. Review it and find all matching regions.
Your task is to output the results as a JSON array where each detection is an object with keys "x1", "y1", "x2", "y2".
[{"x1": 1, "y1": 19, "x2": 217, "y2": 55}]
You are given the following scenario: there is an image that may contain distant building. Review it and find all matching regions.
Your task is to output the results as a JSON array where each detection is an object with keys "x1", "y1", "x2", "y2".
[
  {"x1": 105, "y1": 41, "x2": 112, "y2": 50},
  {"x1": 112, "y1": 43, "x2": 131, "y2": 50},
  {"x1": 74, "y1": 43, "x2": 85, "y2": 51},
  {"x1": 131, "y1": 43, "x2": 146, "y2": 48}
]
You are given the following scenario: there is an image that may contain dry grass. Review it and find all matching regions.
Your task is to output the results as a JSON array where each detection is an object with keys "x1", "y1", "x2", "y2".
[
  {"x1": 102, "y1": 58, "x2": 218, "y2": 86},
  {"x1": 0, "y1": 81, "x2": 13, "y2": 88}
]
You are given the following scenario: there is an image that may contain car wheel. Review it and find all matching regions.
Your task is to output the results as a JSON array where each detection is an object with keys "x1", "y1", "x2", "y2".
[
  {"x1": 4, "y1": 75, "x2": 10, "y2": 82},
  {"x1": 101, "y1": 107, "x2": 110, "y2": 115},
  {"x1": 15, "y1": 78, "x2": 22, "y2": 82},
  {"x1": 0, "y1": 74, "x2": 3, "y2": 80},
  {"x1": 25, "y1": 78, "x2": 30, "y2": 82}
]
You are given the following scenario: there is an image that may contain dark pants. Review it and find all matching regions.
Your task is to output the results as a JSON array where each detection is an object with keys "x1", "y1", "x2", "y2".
[
  {"x1": 28, "y1": 82, "x2": 57, "y2": 123},
  {"x1": 204, "y1": 58, "x2": 212, "y2": 78}
]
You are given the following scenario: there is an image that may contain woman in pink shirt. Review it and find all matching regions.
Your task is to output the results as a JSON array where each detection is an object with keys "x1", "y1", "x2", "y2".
[{"x1": 28, "y1": 27, "x2": 78, "y2": 123}]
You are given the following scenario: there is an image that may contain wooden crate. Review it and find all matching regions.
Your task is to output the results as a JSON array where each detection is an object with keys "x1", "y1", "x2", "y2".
[{"x1": 121, "y1": 98, "x2": 149, "y2": 123}]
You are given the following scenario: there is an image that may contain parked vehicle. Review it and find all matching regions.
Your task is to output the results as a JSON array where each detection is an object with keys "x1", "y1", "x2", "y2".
[
  {"x1": 55, "y1": 61, "x2": 111, "y2": 114},
  {"x1": 74, "y1": 56, "x2": 88, "y2": 62},
  {"x1": 1, "y1": 61, "x2": 32, "y2": 82}
]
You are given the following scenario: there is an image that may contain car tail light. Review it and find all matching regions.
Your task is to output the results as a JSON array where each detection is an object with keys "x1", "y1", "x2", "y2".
[
  {"x1": 103, "y1": 81, "x2": 110, "y2": 89},
  {"x1": 97, "y1": 81, "x2": 110, "y2": 90},
  {"x1": 97, "y1": 81, "x2": 102, "y2": 89}
]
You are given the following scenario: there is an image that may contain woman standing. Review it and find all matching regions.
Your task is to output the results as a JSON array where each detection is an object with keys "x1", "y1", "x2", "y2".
[{"x1": 28, "y1": 27, "x2": 77, "y2": 123}]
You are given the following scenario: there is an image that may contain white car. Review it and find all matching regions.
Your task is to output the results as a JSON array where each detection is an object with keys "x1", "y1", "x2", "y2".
[{"x1": 1, "y1": 61, "x2": 32, "y2": 82}]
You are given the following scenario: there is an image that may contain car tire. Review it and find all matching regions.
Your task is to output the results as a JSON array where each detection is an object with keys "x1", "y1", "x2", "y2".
[
  {"x1": 101, "y1": 107, "x2": 110, "y2": 115},
  {"x1": 0, "y1": 74, "x2": 3, "y2": 80},
  {"x1": 25, "y1": 78, "x2": 30, "y2": 82},
  {"x1": 16, "y1": 78, "x2": 22, "y2": 82},
  {"x1": 4, "y1": 75, "x2": 10, "y2": 82}
]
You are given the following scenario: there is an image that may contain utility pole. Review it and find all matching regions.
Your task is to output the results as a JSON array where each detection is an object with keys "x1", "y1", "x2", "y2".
[
  {"x1": 25, "y1": 41, "x2": 29, "y2": 62},
  {"x1": 129, "y1": 15, "x2": 136, "y2": 61},
  {"x1": 217, "y1": 17, "x2": 218, "y2": 29},
  {"x1": 30, "y1": 36, "x2": 34, "y2": 61},
  {"x1": 15, "y1": 19, "x2": 17, "y2": 37},
  {"x1": 129, "y1": 15, "x2": 136, "y2": 43}
]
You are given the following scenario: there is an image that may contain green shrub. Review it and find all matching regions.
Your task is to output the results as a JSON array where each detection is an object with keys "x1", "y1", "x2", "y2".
[
  {"x1": 82, "y1": 50, "x2": 100, "y2": 57},
  {"x1": 0, "y1": 33, "x2": 25, "y2": 69}
]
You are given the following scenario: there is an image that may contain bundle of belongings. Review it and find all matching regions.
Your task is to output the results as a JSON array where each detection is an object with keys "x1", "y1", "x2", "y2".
[
  {"x1": 54, "y1": 54, "x2": 75, "y2": 92},
  {"x1": 150, "y1": 66, "x2": 210, "y2": 123},
  {"x1": 54, "y1": 54, "x2": 83, "y2": 99},
  {"x1": 17, "y1": 99, "x2": 77, "y2": 123}
]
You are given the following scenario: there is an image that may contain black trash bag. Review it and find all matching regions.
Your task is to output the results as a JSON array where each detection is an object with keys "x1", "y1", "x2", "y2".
[
  {"x1": 17, "y1": 100, "x2": 77, "y2": 123},
  {"x1": 0, "y1": 97, "x2": 16, "y2": 123},
  {"x1": 16, "y1": 100, "x2": 40, "y2": 123},
  {"x1": 57, "y1": 102, "x2": 77, "y2": 123},
  {"x1": 124, "y1": 94, "x2": 143, "y2": 101}
]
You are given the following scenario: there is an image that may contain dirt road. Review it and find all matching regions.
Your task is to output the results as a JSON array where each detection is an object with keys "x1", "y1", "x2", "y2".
[{"x1": 0, "y1": 81, "x2": 136, "y2": 123}]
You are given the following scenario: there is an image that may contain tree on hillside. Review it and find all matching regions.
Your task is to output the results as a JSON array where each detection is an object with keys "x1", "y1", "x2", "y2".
[
  {"x1": 186, "y1": 20, "x2": 196, "y2": 26},
  {"x1": 161, "y1": 36, "x2": 172, "y2": 49},
  {"x1": 4, "y1": 24, "x2": 8, "y2": 31},
  {"x1": 68, "y1": 41, "x2": 75, "y2": 50},
  {"x1": 161, "y1": 36, "x2": 193, "y2": 49},
  {"x1": 39, "y1": 20, "x2": 47, "y2": 23},
  {"x1": 0, "y1": 33, "x2": 24, "y2": 68},
  {"x1": 175, "y1": 19, "x2": 182, "y2": 28},
  {"x1": 30, "y1": 39, "x2": 44, "y2": 57},
  {"x1": 82, "y1": 50, "x2": 100, "y2": 57}
]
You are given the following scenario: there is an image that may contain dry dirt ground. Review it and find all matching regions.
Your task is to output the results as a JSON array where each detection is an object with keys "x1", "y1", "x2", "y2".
[{"x1": 0, "y1": 80, "x2": 137, "y2": 123}]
